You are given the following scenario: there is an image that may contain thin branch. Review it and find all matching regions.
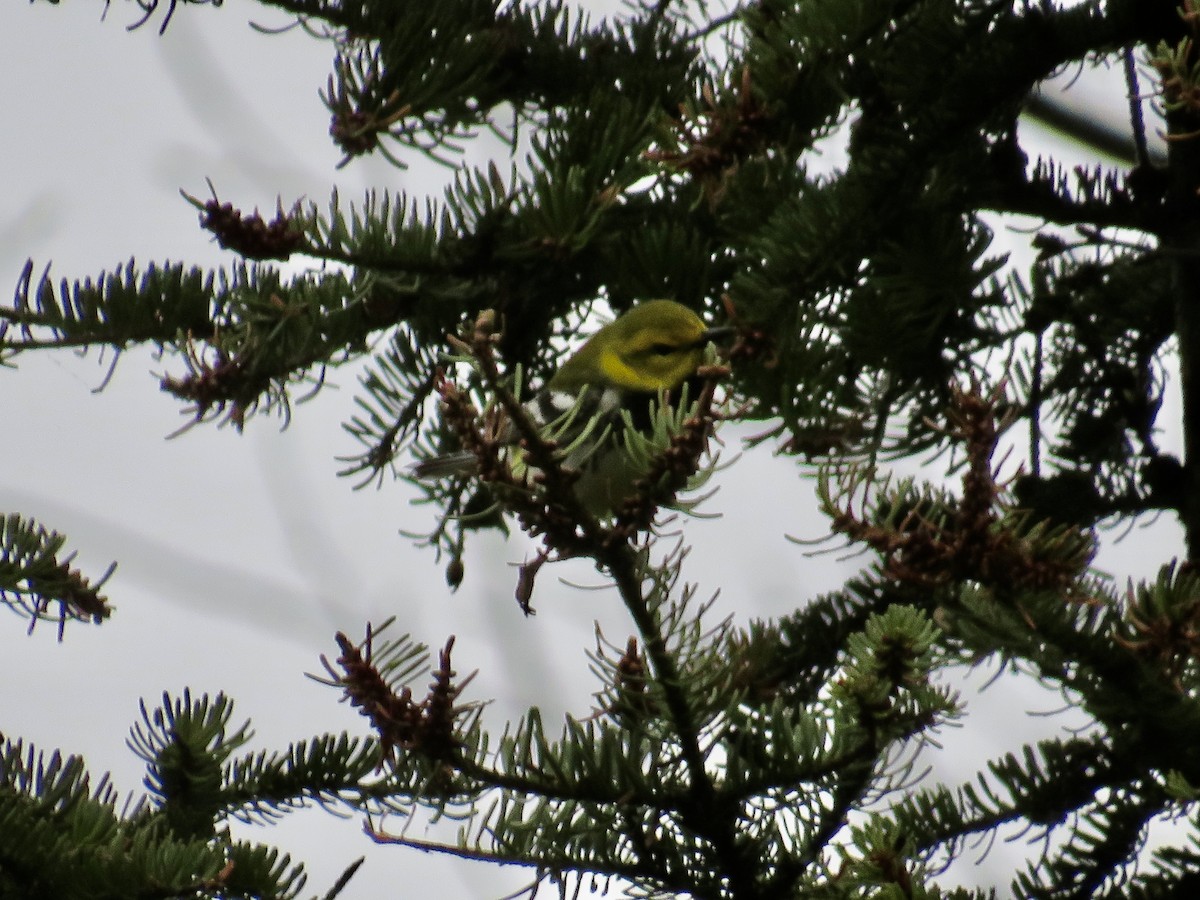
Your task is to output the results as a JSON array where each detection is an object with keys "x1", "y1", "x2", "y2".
[{"x1": 1123, "y1": 46, "x2": 1151, "y2": 168}]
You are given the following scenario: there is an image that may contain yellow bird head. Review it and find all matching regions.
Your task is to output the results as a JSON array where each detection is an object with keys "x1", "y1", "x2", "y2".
[{"x1": 549, "y1": 300, "x2": 728, "y2": 393}]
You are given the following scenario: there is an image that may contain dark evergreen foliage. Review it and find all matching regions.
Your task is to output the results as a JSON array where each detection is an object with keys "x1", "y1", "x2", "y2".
[{"x1": 6, "y1": 0, "x2": 1200, "y2": 897}]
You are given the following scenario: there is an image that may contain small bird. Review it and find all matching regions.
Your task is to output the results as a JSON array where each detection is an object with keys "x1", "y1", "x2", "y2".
[{"x1": 415, "y1": 300, "x2": 732, "y2": 514}]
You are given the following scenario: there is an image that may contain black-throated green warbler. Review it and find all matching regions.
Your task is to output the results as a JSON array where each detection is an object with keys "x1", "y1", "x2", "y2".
[{"x1": 416, "y1": 300, "x2": 732, "y2": 515}]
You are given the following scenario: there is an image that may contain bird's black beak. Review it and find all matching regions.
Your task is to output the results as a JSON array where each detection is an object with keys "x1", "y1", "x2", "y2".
[{"x1": 701, "y1": 325, "x2": 737, "y2": 344}]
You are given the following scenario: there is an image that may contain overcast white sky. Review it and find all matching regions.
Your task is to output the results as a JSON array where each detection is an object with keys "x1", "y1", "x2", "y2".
[{"x1": 0, "y1": 3, "x2": 1185, "y2": 898}]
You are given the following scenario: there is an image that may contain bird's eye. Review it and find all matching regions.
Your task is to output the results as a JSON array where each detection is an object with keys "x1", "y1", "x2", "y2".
[{"x1": 649, "y1": 343, "x2": 675, "y2": 356}]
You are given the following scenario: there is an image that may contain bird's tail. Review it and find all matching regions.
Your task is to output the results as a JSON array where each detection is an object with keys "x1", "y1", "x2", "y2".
[{"x1": 410, "y1": 451, "x2": 480, "y2": 480}]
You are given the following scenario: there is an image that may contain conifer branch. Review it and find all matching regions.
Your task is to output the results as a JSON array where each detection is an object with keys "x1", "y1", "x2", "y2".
[
  {"x1": 1, "y1": 705, "x2": 314, "y2": 898},
  {"x1": 432, "y1": 314, "x2": 721, "y2": 800},
  {"x1": 16, "y1": 0, "x2": 1200, "y2": 896},
  {"x1": 0, "y1": 513, "x2": 114, "y2": 636},
  {"x1": 1154, "y1": 20, "x2": 1200, "y2": 560},
  {"x1": 823, "y1": 380, "x2": 1095, "y2": 598}
]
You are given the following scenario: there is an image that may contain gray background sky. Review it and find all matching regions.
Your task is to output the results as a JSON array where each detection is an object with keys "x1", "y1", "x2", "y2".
[{"x1": 1, "y1": 3, "x2": 1184, "y2": 897}]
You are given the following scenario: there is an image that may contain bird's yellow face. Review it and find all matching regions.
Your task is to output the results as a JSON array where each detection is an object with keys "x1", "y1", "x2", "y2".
[
  {"x1": 598, "y1": 311, "x2": 708, "y2": 392},
  {"x1": 551, "y1": 300, "x2": 712, "y2": 393}
]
